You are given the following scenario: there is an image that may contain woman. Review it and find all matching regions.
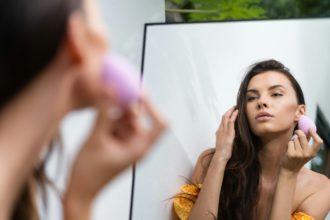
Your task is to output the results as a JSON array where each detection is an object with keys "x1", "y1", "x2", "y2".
[
  {"x1": 0, "y1": 0, "x2": 166, "y2": 219},
  {"x1": 174, "y1": 60, "x2": 330, "y2": 220}
]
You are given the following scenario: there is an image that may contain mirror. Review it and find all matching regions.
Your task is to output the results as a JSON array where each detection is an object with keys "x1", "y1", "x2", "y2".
[{"x1": 131, "y1": 18, "x2": 330, "y2": 219}]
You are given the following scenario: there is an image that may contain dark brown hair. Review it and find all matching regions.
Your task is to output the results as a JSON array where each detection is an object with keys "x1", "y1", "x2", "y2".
[
  {"x1": 12, "y1": 138, "x2": 62, "y2": 220},
  {"x1": 0, "y1": 0, "x2": 81, "y2": 109},
  {"x1": 217, "y1": 59, "x2": 305, "y2": 219},
  {"x1": 0, "y1": 0, "x2": 82, "y2": 219}
]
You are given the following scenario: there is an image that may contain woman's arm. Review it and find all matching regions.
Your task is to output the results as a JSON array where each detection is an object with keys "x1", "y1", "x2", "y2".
[
  {"x1": 189, "y1": 107, "x2": 238, "y2": 220},
  {"x1": 189, "y1": 151, "x2": 229, "y2": 220},
  {"x1": 63, "y1": 97, "x2": 167, "y2": 220},
  {"x1": 270, "y1": 130, "x2": 323, "y2": 220},
  {"x1": 298, "y1": 174, "x2": 330, "y2": 220},
  {"x1": 63, "y1": 194, "x2": 91, "y2": 220}
]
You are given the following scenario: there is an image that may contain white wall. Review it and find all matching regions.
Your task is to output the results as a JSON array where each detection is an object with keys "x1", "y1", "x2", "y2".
[
  {"x1": 43, "y1": 1, "x2": 165, "y2": 220},
  {"x1": 133, "y1": 19, "x2": 330, "y2": 219},
  {"x1": 99, "y1": 0, "x2": 165, "y2": 66}
]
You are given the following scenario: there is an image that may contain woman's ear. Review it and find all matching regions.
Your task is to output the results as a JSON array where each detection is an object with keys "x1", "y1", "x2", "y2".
[
  {"x1": 65, "y1": 12, "x2": 88, "y2": 64},
  {"x1": 294, "y1": 104, "x2": 306, "y2": 122}
]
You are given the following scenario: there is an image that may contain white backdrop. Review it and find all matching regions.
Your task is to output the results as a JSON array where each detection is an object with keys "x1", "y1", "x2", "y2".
[{"x1": 132, "y1": 19, "x2": 330, "y2": 219}]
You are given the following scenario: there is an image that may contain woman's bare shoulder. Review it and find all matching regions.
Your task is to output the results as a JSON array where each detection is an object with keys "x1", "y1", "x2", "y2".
[
  {"x1": 296, "y1": 167, "x2": 330, "y2": 219},
  {"x1": 298, "y1": 167, "x2": 330, "y2": 189},
  {"x1": 191, "y1": 148, "x2": 215, "y2": 184}
]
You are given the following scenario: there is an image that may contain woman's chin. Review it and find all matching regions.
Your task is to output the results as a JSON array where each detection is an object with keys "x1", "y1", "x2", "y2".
[
  {"x1": 253, "y1": 127, "x2": 292, "y2": 139},
  {"x1": 252, "y1": 126, "x2": 275, "y2": 136}
]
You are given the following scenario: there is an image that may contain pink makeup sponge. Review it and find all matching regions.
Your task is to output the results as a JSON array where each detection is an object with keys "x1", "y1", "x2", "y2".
[
  {"x1": 298, "y1": 115, "x2": 317, "y2": 136},
  {"x1": 101, "y1": 54, "x2": 141, "y2": 106}
]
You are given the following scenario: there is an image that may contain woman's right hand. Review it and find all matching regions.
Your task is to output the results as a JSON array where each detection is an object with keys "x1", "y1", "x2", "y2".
[
  {"x1": 214, "y1": 106, "x2": 239, "y2": 162},
  {"x1": 63, "y1": 95, "x2": 167, "y2": 219}
]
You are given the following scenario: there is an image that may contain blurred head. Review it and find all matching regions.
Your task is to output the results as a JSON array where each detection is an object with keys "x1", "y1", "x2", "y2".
[
  {"x1": 0, "y1": 0, "x2": 109, "y2": 219},
  {"x1": 237, "y1": 59, "x2": 305, "y2": 140},
  {"x1": 0, "y1": 0, "x2": 109, "y2": 110}
]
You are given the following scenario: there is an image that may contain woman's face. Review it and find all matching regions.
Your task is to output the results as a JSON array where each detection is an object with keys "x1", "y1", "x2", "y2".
[
  {"x1": 245, "y1": 71, "x2": 304, "y2": 138},
  {"x1": 70, "y1": 0, "x2": 110, "y2": 107}
]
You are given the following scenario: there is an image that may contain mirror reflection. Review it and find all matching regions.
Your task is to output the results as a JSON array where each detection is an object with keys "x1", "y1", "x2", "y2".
[{"x1": 132, "y1": 19, "x2": 330, "y2": 220}]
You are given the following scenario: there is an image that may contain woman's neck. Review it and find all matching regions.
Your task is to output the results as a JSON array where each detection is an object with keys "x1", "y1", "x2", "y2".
[
  {"x1": 258, "y1": 130, "x2": 294, "y2": 181},
  {"x1": 0, "y1": 57, "x2": 77, "y2": 218}
]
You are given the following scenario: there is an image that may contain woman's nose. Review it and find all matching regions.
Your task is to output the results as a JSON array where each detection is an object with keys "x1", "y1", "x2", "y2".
[{"x1": 257, "y1": 98, "x2": 268, "y2": 109}]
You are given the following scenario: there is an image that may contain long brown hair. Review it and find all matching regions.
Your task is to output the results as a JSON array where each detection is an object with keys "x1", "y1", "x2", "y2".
[
  {"x1": 11, "y1": 137, "x2": 63, "y2": 220},
  {"x1": 216, "y1": 59, "x2": 305, "y2": 220},
  {"x1": 0, "y1": 0, "x2": 81, "y2": 110},
  {"x1": 0, "y1": 0, "x2": 82, "y2": 219}
]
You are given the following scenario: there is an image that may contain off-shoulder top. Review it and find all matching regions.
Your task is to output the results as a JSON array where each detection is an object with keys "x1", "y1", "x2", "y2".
[{"x1": 173, "y1": 184, "x2": 314, "y2": 220}]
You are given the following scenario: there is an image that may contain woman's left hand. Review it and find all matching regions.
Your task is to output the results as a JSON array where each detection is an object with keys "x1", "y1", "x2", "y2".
[{"x1": 282, "y1": 129, "x2": 323, "y2": 173}]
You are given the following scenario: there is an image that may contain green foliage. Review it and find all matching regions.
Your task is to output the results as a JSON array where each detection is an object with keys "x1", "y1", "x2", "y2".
[
  {"x1": 189, "y1": 0, "x2": 266, "y2": 21},
  {"x1": 170, "y1": 0, "x2": 186, "y2": 5},
  {"x1": 166, "y1": 0, "x2": 266, "y2": 21},
  {"x1": 262, "y1": 0, "x2": 330, "y2": 19},
  {"x1": 261, "y1": 0, "x2": 296, "y2": 18},
  {"x1": 166, "y1": 0, "x2": 330, "y2": 22}
]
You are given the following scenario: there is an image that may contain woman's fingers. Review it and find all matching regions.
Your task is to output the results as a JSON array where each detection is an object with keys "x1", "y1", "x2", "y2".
[
  {"x1": 295, "y1": 130, "x2": 309, "y2": 152},
  {"x1": 292, "y1": 134, "x2": 303, "y2": 155},
  {"x1": 219, "y1": 106, "x2": 233, "y2": 130},
  {"x1": 216, "y1": 106, "x2": 238, "y2": 145},
  {"x1": 309, "y1": 129, "x2": 323, "y2": 155},
  {"x1": 140, "y1": 96, "x2": 167, "y2": 147},
  {"x1": 218, "y1": 106, "x2": 236, "y2": 132},
  {"x1": 287, "y1": 140, "x2": 296, "y2": 156},
  {"x1": 284, "y1": 129, "x2": 323, "y2": 173},
  {"x1": 92, "y1": 101, "x2": 120, "y2": 135},
  {"x1": 228, "y1": 109, "x2": 238, "y2": 134}
]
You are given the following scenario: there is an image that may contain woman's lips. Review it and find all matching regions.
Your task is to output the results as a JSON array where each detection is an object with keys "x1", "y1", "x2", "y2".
[
  {"x1": 256, "y1": 115, "x2": 273, "y2": 121},
  {"x1": 255, "y1": 112, "x2": 274, "y2": 121}
]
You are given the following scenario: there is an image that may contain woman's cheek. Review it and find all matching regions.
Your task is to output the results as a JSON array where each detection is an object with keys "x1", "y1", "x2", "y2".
[{"x1": 274, "y1": 105, "x2": 297, "y2": 130}]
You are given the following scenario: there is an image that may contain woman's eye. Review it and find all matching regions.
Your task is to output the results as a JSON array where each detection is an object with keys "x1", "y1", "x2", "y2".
[
  {"x1": 272, "y1": 93, "x2": 283, "y2": 97},
  {"x1": 247, "y1": 96, "x2": 257, "y2": 101}
]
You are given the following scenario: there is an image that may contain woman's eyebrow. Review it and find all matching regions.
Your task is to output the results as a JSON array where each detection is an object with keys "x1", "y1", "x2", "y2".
[
  {"x1": 268, "y1": 84, "x2": 286, "y2": 90},
  {"x1": 247, "y1": 85, "x2": 285, "y2": 93},
  {"x1": 246, "y1": 89, "x2": 258, "y2": 94}
]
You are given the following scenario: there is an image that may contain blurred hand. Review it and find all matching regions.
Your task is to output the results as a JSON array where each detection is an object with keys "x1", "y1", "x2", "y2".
[
  {"x1": 282, "y1": 129, "x2": 323, "y2": 173},
  {"x1": 214, "y1": 106, "x2": 239, "y2": 162},
  {"x1": 64, "y1": 95, "x2": 167, "y2": 204}
]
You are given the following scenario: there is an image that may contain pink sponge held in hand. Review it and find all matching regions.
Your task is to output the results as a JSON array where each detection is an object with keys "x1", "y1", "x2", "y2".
[
  {"x1": 298, "y1": 115, "x2": 317, "y2": 136},
  {"x1": 101, "y1": 53, "x2": 142, "y2": 106}
]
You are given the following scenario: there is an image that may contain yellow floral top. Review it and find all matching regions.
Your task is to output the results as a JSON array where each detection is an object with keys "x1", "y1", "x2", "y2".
[{"x1": 173, "y1": 184, "x2": 314, "y2": 220}]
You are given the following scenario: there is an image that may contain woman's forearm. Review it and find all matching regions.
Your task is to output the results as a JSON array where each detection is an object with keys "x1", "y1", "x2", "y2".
[
  {"x1": 63, "y1": 192, "x2": 92, "y2": 220},
  {"x1": 269, "y1": 169, "x2": 298, "y2": 220},
  {"x1": 189, "y1": 154, "x2": 228, "y2": 220}
]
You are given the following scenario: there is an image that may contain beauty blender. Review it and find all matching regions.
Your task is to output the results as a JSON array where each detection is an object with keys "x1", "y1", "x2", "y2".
[
  {"x1": 298, "y1": 115, "x2": 317, "y2": 136},
  {"x1": 101, "y1": 53, "x2": 142, "y2": 106}
]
